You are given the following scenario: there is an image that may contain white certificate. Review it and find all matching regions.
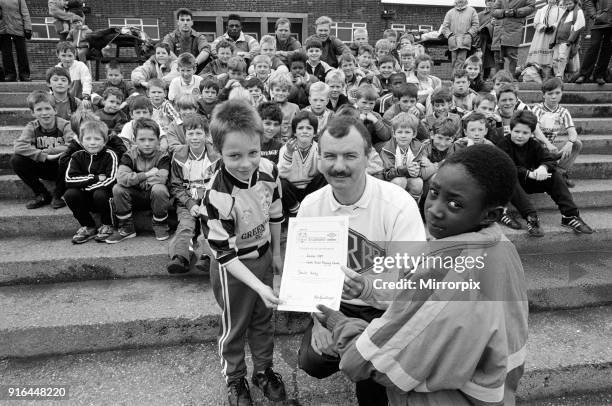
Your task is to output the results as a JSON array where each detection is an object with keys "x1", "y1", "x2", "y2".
[{"x1": 278, "y1": 216, "x2": 349, "y2": 313}]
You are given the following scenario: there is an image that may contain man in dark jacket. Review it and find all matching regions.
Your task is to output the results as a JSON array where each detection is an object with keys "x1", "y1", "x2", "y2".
[
  {"x1": 303, "y1": 16, "x2": 349, "y2": 68},
  {"x1": 491, "y1": 0, "x2": 536, "y2": 76},
  {"x1": 162, "y1": 8, "x2": 211, "y2": 72},
  {"x1": 575, "y1": 0, "x2": 612, "y2": 84},
  {"x1": 274, "y1": 17, "x2": 302, "y2": 65}
]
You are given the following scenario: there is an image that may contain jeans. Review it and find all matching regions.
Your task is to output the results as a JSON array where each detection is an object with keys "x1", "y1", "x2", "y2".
[
  {"x1": 579, "y1": 27, "x2": 612, "y2": 80},
  {"x1": 0, "y1": 34, "x2": 30, "y2": 79}
]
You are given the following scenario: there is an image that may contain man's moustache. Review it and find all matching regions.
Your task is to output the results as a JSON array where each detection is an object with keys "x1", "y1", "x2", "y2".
[{"x1": 329, "y1": 170, "x2": 351, "y2": 177}]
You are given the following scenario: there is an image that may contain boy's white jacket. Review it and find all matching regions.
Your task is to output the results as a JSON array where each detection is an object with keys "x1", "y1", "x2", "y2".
[{"x1": 326, "y1": 223, "x2": 529, "y2": 405}]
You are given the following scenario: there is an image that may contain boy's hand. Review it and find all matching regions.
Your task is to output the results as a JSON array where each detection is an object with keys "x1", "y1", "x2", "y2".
[
  {"x1": 98, "y1": 174, "x2": 107, "y2": 181},
  {"x1": 272, "y1": 254, "x2": 283, "y2": 275},
  {"x1": 560, "y1": 142, "x2": 573, "y2": 160},
  {"x1": 46, "y1": 154, "x2": 61, "y2": 161},
  {"x1": 189, "y1": 204, "x2": 200, "y2": 217},
  {"x1": 314, "y1": 304, "x2": 343, "y2": 330},
  {"x1": 146, "y1": 167, "x2": 160, "y2": 178},
  {"x1": 365, "y1": 112, "x2": 379, "y2": 123},
  {"x1": 533, "y1": 166, "x2": 551, "y2": 181},
  {"x1": 341, "y1": 265, "x2": 364, "y2": 300},
  {"x1": 256, "y1": 285, "x2": 281, "y2": 309},
  {"x1": 310, "y1": 318, "x2": 338, "y2": 356},
  {"x1": 293, "y1": 76, "x2": 304, "y2": 86},
  {"x1": 140, "y1": 81, "x2": 149, "y2": 88},
  {"x1": 407, "y1": 162, "x2": 420, "y2": 177},
  {"x1": 217, "y1": 73, "x2": 228, "y2": 81},
  {"x1": 285, "y1": 138, "x2": 298, "y2": 154},
  {"x1": 81, "y1": 99, "x2": 92, "y2": 110}
]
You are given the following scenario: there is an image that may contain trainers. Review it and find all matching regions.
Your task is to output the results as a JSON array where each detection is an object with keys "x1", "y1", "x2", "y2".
[
  {"x1": 106, "y1": 219, "x2": 136, "y2": 243},
  {"x1": 596, "y1": 77, "x2": 606, "y2": 85},
  {"x1": 252, "y1": 367, "x2": 287, "y2": 402},
  {"x1": 95, "y1": 224, "x2": 114, "y2": 242},
  {"x1": 51, "y1": 196, "x2": 66, "y2": 209},
  {"x1": 562, "y1": 172, "x2": 575, "y2": 188},
  {"x1": 152, "y1": 221, "x2": 169, "y2": 241},
  {"x1": 195, "y1": 254, "x2": 211, "y2": 275},
  {"x1": 228, "y1": 378, "x2": 253, "y2": 406},
  {"x1": 72, "y1": 226, "x2": 97, "y2": 244},
  {"x1": 167, "y1": 256, "x2": 189, "y2": 274},
  {"x1": 25, "y1": 193, "x2": 51, "y2": 209},
  {"x1": 499, "y1": 210, "x2": 522, "y2": 230},
  {"x1": 526, "y1": 215, "x2": 544, "y2": 237},
  {"x1": 561, "y1": 215, "x2": 594, "y2": 234}
]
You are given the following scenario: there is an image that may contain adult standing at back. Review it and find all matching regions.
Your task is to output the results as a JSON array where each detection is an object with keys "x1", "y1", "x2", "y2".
[
  {"x1": 274, "y1": 17, "x2": 301, "y2": 65},
  {"x1": 304, "y1": 16, "x2": 350, "y2": 68},
  {"x1": 575, "y1": 0, "x2": 612, "y2": 84},
  {"x1": 162, "y1": 8, "x2": 211, "y2": 73},
  {"x1": 0, "y1": 0, "x2": 32, "y2": 82},
  {"x1": 210, "y1": 14, "x2": 260, "y2": 63},
  {"x1": 491, "y1": 0, "x2": 535, "y2": 77}
]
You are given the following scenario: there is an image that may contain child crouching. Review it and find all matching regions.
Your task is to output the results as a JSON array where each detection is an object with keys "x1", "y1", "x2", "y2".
[{"x1": 64, "y1": 120, "x2": 118, "y2": 244}]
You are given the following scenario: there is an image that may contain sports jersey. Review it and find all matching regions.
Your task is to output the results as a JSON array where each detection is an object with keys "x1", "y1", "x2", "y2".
[
  {"x1": 531, "y1": 103, "x2": 574, "y2": 143},
  {"x1": 202, "y1": 158, "x2": 283, "y2": 266}
]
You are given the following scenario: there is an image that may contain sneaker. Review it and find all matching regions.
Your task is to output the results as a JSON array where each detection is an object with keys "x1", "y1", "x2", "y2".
[
  {"x1": 574, "y1": 76, "x2": 585, "y2": 84},
  {"x1": 562, "y1": 172, "x2": 575, "y2": 188},
  {"x1": 228, "y1": 378, "x2": 253, "y2": 406},
  {"x1": 152, "y1": 221, "x2": 169, "y2": 241},
  {"x1": 95, "y1": 224, "x2": 114, "y2": 242},
  {"x1": 195, "y1": 254, "x2": 211, "y2": 275},
  {"x1": 561, "y1": 215, "x2": 594, "y2": 234},
  {"x1": 26, "y1": 193, "x2": 51, "y2": 209},
  {"x1": 72, "y1": 226, "x2": 97, "y2": 244},
  {"x1": 596, "y1": 77, "x2": 606, "y2": 85},
  {"x1": 251, "y1": 367, "x2": 287, "y2": 402},
  {"x1": 106, "y1": 219, "x2": 136, "y2": 243},
  {"x1": 499, "y1": 210, "x2": 522, "y2": 230},
  {"x1": 167, "y1": 256, "x2": 189, "y2": 274},
  {"x1": 51, "y1": 196, "x2": 66, "y2": 209},
  {"x1": 526, "y1": 215, "x2": 544, "y2": 237}
]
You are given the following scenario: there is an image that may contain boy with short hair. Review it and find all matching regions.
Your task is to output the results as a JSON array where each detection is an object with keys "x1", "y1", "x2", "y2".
[
  {"x1": 414, "y1": 54, "x2": 442, "y2": 104},
  {"x1": 146, "y1": 79, "x2": 181, "y2": 148},
  {"x1": 376, "y1": 72, "x2": 407, "y2": 115},
  {"x1": 169, "y1": 53, "x2": 203, "y2": 102},
  {"x1": 454, "y1": 112, "x2": 495, "y2": 149},
  {"x1": 278, "y1": 111, "x2": 327, "y2": 215},
  {"x1": 11, "y1": 91, "x2": 75, "y2": 209},
  {"x1": 325, "y1": 69, "x2": 350, "y2": 112},
  {"x1": 257, "y1": 102, "x2": 284, "y2": 164},
  {"x1": 421, "y1": 119, "x2": 459, "y2": 176},
  {"x1": 374, "y1": 39, "x2": 395, "y2": 66},
  {"x1": 383, "y1": 28, "x2": 400, "y2": 62},
  {"x1": 398, "y1": 46, "x2": 417, "y2": 79},
  {"x1": 498, "y1": 110, "x2": 593, "y2": 235},
  {"x1": 449, "y1": 68, "x2": 478, "y2": 113},
  {"x1": 166, "y1": 95, "x2": 201, "y2": 153},
  {"x1": 64, "y1": 119, "x2": 118, "y2": 244},
  {"x1": 217, "y1": 56, "x2": 248, "y2": 102},
  {"x1": 474, "y1": 92, "x2": 504, "y2": 144},
  {"x1": 354, "y1": 84, "x2": 392, "y2": 151},
  {"x1": 422, "y1": 87, "x2": 462, "y2": 138},
  {"x1": 91, "y1": 60, "x2": 137, "y2": 109},
  {"x1": 55, "y1": 41, "x2": 92, "y2": 101},
  {"x1": 118, "y1": 96, "x2": 154, "y2": 149},
  {"x1": 200, "y1": 40, "x2": 235, "y2": 82},
  {"x1": 531, "y1": 77, "x2": 582, "y2": 187},
  {"x1": 197, "y1": 79, "x2": 220, "y2": 120},
  {"x1": 357, "y1": 45, "x2": 378, "y2": 79},
  {"x1": 254, "y1": 35, "x2": 286, "y2": 71},
  {"x1": 302, "y1": 82, "x2": 334, "y2": 136},
  {"x1": 340, "y1": 53, "x2": 371, "y2": 104},
  {"x1": 45, "y1": 66, "x2": 81, "y2": 121},
  {"x1": 269, "y1": 71, "x2": 300, "y2": 141},
  {"x1": 376, "y1": 55, "x2": 397, "y2": 96},
  {"x1": 379, "y1": 112, "x2": 432, "y2": 200},
  {"x1": 287, "y1": 51, "x2": 318, "y2": 108},
  {"x1": 462, "y1": 55, "x2": 489, "y2": 92},
  {"x1": 201, "y1": 100, "x2": 287, "y2": 406},
  {"x1": 95, "y1": 87, "x2": 129, "y2": 136},
  {"x1": 107, "y1": 118, "x2": 171, "y2": 243},
  {"x1": 167, "y1": 114, "x2": 218, "y2": 274},
  {"x1": 249, "y1": 54, "x2": 273, "y2": 89},
  {"x1": 305, "y1": 38, "x2": 332, "y2": 83},
  {"x1": 245, "y1": 77, "x2": 268, "y2": 108},
  {"x1": 383, "y1": 83, "x2": 422, "y2": 121}
]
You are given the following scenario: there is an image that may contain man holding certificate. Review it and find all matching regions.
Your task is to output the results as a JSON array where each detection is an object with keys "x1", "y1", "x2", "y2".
[{"x1": 295, "y1": 115, "x2": 427, "y2": 406}]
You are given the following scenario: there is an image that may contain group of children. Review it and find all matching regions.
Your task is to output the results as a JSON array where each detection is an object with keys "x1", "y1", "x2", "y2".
[{"x1": 9, "y1": 26, "x2": 596, "y2": 405}]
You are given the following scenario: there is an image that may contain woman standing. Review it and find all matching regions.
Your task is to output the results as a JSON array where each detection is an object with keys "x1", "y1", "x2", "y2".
[
  {"x1": 0, "y1": 0, "x2": 32, "y2": 81},
  {"x1": 526, "y1": 0, "x2": 562, "y2": 80}
]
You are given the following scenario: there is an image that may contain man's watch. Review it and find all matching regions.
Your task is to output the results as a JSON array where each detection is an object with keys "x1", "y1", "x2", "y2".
[{"x1": 82, "y1": 94, "x2": 91, "y2": 101}]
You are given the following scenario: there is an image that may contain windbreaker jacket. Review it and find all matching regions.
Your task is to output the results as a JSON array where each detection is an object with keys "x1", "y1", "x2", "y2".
[
  {"x1": 379, "y1": 138, "x2": 435, "y2": 181},
  {"x1": 492, "y1": 0, "x2": 536, "y2": 47},
  {"x1": 326, "y1": 223, "x2": 529, "y2": 406},
  {"x1": 116, "y1": 146, "x2": 170, "y2": 190},
  {"x1": 65, "y1": 147, "x2": 118, "y2": 191},
  {"x1": 0, "y1": 0, "x2": 31, "y2": 36}
]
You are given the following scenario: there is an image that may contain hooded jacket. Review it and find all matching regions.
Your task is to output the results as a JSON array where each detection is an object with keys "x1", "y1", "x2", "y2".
[{"x1": 116, "y1": 146, "x2": 170, "y2": 190}]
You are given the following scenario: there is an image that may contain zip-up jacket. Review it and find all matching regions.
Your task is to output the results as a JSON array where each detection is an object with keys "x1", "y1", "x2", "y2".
[
  {"x1": 116, "y1": 146, "x2": 170, "y2": 190},
  {"x1": 65, "y1": 147, "x2": 118, "y2": 191},
  {"x1": 379, "y1": 138, "x2": 435, "y2": 181}
]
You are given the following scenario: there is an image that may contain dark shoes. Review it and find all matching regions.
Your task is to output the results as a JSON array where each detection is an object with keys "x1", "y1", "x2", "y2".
[
  {"x1": 26, "y1": 193, "x2": 51, "y2": 209},
  {"x1": 252, "y1": 367, "x2": 287, "y2": 402},
  {"x1": 51, "y1": 196, "x2": 67, "y2": 209},
  {"x1": 596, "y1": 77, "x2": 606, "y2": 85},
  {"x1": 195, "y1": 254, "x2": 211, "y2": 275},
  {"x1": 561, "y1": 215, "x2": 594, "y2": 234},
  {"x1": 526, "y1": 215, "x2": 544, "y2": 237},
  {"x1": 167, "y1": 256, "x2": 189, "y2": 274},
  {"x1": 106, "y1": 218, "x2": 136, "y2": 243},
  {"x1": 228, "y1": 378, "x2": 253, "y2": 406},
  {"x1": 499, "y1": 209, "x2": 522, "y2": 230}
]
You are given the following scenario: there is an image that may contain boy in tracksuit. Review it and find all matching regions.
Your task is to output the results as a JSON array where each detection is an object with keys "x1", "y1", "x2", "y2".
[
  {"x1": 167, "y1": 114, "x2": 218, "y2": 274},
  {"x1": 64, "y1": 120, "x2": 118, "y2": 244},
  {"x1": 201, "y1": 100, "x2": 286, "y2": 406}
]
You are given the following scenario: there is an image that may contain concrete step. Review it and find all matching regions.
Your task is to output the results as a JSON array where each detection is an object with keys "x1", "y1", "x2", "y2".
[
  {"x1": 574, "y1": 117, "x2": 612, "y2": 135},
  {"x1": 517, "y1": 82, "x2": 612, "y2": 91},
  {"x1": 0, "y1": 81, "x2": 49, "y2": 93},
  {"x1": 562, "y1": 103, "x2": 612, "y2": 118},
  {"x1": 0, "y1": 125, "x2": 21, "y2": 146},
  {"x1": 0, "y1": 108, "x2": 31, "y2": 126},
  {"x1": 1, "y1": 305, "x2": 610, "y2": 404},
  {"x1": 556, "y1": 134, "x2": 612, "y2": 155},
  {"x1": 0, "y1": 92, "x2": 30, "y2": 108},
  {"x1": 519, "y1": 90, "x2": 612, "y2": 104},
  {"x1": 530, "y1": 178, "x2": 612, "y2": 210}
]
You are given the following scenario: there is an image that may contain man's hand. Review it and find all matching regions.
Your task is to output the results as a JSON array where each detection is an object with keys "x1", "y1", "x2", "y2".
[
  {"x1": 560, "y1": 142, "x2": 573, "y2": 160},
  {"x1": 256, "y1": 285, "x2": 281, "y2": 309},
  {"x1": 341, "y1": 266, "x2": 365, "y2": 300},
  {"x1": 189, "y1": 204, "x2": 200, "y2": 217},
  {"x1": 310, "y1": 316, "x2": 338, "y2": 356}
]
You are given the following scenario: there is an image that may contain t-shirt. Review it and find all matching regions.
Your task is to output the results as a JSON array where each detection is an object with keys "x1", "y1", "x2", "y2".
[
  {"x1": 298, "y1": 174, "x2": 427, "y2": 307},
  {"x1": 261, "y1": 139, "x2": 282, "y2": 164},
  {"x1": 531, "y1": 103, "x2": 574, "y2": 143},
  {"x1": 168, "y1": 75, "x2": 203, "y2": 102}
]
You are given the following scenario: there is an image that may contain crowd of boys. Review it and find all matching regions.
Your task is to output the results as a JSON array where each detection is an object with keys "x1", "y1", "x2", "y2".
[{"x1": 9, "y1": 11, "x2": 595, "y2": 406}]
